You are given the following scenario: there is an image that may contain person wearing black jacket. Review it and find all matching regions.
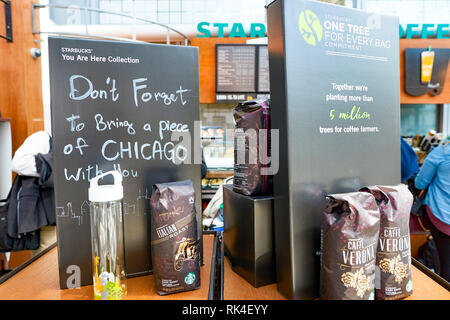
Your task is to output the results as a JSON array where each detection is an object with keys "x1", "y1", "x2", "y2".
[
  {"x1": 0, "y1": 151, "x2": 55, "y2": 253},
  {"x1": 7, "y1": 152, "x2": 55, "y2": 239},
  {"x1": 201, "y1": 149, "x2": 208, "y2": 179}
]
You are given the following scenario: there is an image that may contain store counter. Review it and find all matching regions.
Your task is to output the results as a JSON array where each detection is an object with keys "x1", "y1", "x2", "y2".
[
  {"x1": 223, "y1": 254, "x2": 449, "y2": 300},
  {"x1": 0, "y1": 234, "x2": 448, "y2": 300},
  {"x1": 0, "y1": 235, "x2": 214, "y2": 300}
]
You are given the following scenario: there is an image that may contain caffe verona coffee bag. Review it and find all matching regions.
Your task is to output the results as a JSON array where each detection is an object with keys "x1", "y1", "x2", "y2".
[
  {"x1": 321, "y1": 192, "x2": 380, "y2": 300},
  {"x1": 233, "y1": 99, "x2": 272, "y2": 196},
  {"x1": 150, "y1": 180, "x2": 200, "y2": 295},
  {"x1": 360, "y1": 185, "x2": 414, "y2": 300}
]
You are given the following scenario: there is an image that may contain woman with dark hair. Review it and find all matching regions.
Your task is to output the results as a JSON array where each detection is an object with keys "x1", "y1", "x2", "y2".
[{"x1": 415, "y1": 141, "x2": 450, "y2": 281}]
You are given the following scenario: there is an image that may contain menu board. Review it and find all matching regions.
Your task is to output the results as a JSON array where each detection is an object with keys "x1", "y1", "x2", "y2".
[
  {"x1": 216, "y1": 44, "x2": 270, "y2": 102},
  {"x1": 258, "y1": 45, "x2": 270, "y2": 93},
  {"x1": 48, "y1": 37, "x2": 201, "y2": 289},
  {"x1": 216, "y1": 45, "x2": 256, "y2": 93}
]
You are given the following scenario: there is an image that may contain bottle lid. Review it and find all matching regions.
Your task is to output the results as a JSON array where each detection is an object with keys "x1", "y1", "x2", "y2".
[{"x1": 89, "y1": 170, "x2": 123, "y2": 202}]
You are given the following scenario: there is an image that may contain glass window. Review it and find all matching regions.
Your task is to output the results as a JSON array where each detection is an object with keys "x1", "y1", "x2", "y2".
[
  {"x1": 365, "y1": 0, "x2": 450, "y2": 26},
  {"x1": 170, "y1": 12, "x2": 182, "y2": 24},
  {"x1": 48, "y1": 0, "x2": 270, "y2": 25},
  {"x1": 200, "y1": 103, "x2": 235, "y2": 169},
  {"x1": 48, "y1": 0, "x2": 449, "y2": 26},
  {"x1": 157, "y1": 12, "x2": 169, "y2": 24},
  {"x1": 158, "y1": 1, "x2": 169, "y2": 12},
  {"x1": 401, "y1": 104, "x2": 439, "y2": 136}
]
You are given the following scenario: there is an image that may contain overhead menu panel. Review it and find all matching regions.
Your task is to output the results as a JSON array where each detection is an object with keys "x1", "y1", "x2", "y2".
[
  {"x1": 258, "y1": 45, "x2": 270, "y2": 93},
  {"x1": 216, "y1": 45, "x2": 256, "y2": 93}
]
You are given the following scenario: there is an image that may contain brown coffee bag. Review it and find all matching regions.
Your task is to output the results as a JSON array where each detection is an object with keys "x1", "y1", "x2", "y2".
[
  {"x1": 321, "y1": 192, "x2": 380, "y2": 300},
  {"x1": 233, "y1": 99, "x2": 272, "y2": 196},
  {"x1": 150, "y1": 180, "x2": 200, "y2": 295},
  {"x1": 360, "y1": 185, "x2": 413, "y2": 300}
]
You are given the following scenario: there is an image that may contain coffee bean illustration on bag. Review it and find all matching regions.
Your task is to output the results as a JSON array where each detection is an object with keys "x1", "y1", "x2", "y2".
[
  {"x1": 360, "y1": 185, "x2": 413, "y2": 300},
  {"x1": 321, "y1": 192, "x2": 380, "y2": 300},
  {"x1": 233, "y1": 99, "x2": 272, "y2": 196},
  {"x1": 150, "y1": 180, "x2": 200, "y2": 295}
]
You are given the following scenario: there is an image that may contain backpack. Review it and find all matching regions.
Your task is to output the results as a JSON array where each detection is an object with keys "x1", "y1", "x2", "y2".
[{"x1": 417, "y1": 235, "x2": 441, "y2": 275}]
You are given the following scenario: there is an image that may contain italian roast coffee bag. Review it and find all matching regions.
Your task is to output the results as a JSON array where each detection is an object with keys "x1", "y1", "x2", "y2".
[
  {"x1": 233, "y1": 99, "x2": 272, "y2": 196},
  {"x1": 360, "y1": 185, "x2": 413, "y2": 300},
  {"x1": 321, "y1": 192, "x2": 380, "y2": 300},
  {"x1": 150, "y1": 180, "x2": 200, "y2": 295}
]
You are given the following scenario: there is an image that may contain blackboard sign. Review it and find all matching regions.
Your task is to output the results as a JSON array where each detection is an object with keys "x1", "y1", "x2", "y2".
[
  {"x1": 268, "y1": 0, "x2": 400, "y2": 299},
  {"x1": 48, "y1": 37, "x2": 201, "y2": 289}
]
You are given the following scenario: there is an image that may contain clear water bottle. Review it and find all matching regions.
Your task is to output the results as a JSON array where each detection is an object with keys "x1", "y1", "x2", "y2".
[{"x1": 88, "y1": 171, "x2": 127, "y2": 300}]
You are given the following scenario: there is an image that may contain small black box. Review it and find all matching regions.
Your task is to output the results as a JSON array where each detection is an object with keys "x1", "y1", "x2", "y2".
[{"x1": 223, "y1": 185, "x2": 276, "y2": 288}]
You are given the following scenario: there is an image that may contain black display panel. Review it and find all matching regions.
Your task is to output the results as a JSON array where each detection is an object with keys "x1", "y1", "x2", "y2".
[
  {"x1": 48, "y1": 37, "x2": 201, "y2": 288},
  {"x1": 216, "y1": 44, "x2": 270, "y2": 103},
  {"x1": 267, "y1": 0, "x2": 400, "y2": 299},
  {"x1": 404, "y1": 48, "x2": 450, "y2": 97},
  {"x1": 216, "y1": 45, "x2": 256, "y2": 93},
  {"x1": 258, "y1": 45, "x2": 271, "y2": 93}
]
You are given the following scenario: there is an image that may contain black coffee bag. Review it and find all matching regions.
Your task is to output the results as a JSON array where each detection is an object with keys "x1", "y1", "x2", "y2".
[
  {"x1": 360, "y1": 185, "x2": 413, "y2": 300},
  {"x1": 321, "y1": 192, "x2": 380, "y2": 300},
  {"x1": 233, "y1": 99, "x2": 272, "y2": 196},
  {"x1": 150, "y1": 180, "x2": 200, "y2": 295}
]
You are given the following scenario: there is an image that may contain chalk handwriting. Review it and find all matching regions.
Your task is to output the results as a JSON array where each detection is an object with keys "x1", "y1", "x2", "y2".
[
  {"x1": 94, "y1": 113, "x2": 136, "y2": 135},
  {"x1": 66, "y1": 114, "x2": 85, "y2": 132},
  {"x1": 68, "y1": 75, "x2": 190, "y2": 107},
  {"x1": 63, "y1": 137, "x2": 89, "y2": 155},
  {"x1": 132, "y1": 79, "x2": 190, "y2": 107},
  {"x1": 101, "y1": 140, "x2": 187, "y2": 163},
  {"x1": 69, "y1": 75, "x2": 119, "y2": 101},
  {"x1": 159, "y1": 120, "x2": 189, "y2": 140},
  {"x1": 63, "y1": 163, "x2": 138, "y2": 181}
]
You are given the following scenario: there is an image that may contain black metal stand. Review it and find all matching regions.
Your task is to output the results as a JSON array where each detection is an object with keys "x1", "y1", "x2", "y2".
[
  {"x1": 412, "y1": 257, "x2": 450, "y2": 291},
  {"x1": 206, "y1": 230, "x2": 224, "y2": 300},
  {"x1": 0, "y1": 1, "x2": 12, "y2": 42}
]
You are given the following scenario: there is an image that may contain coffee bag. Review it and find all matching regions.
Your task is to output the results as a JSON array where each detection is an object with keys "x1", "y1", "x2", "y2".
[
  {"x1": 321, "y1": 192, "x2": 380, "y2": 300},
  {"x1": 150, "y1": 180, "x2": 200, "y2": 295},
  {"x1": 233, "y1": 99, "x2": 272, "y2": 196},
  {"x1": 360, "y1": 185, "x2": 413, "y2": 300}
]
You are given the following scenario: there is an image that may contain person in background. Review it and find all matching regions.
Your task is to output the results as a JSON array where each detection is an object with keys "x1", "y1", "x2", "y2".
[
  {"x1": 415, "y1": 141, "x2": 450, "y2": 281},
  {"x1": 401, "y1": 137, "x2": 419, "y2": 182},
  {"x1": 201, "y1": 149, "x2": 207, "y2": 179}
]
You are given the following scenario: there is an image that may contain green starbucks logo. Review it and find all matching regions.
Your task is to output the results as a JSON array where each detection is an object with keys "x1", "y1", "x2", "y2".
[
  {"x1": 298, "y1": 10, "x2": 323, "y2": 46},
  {"x1": 185, "y1": 272, "x2": 196, "y2": 285}
]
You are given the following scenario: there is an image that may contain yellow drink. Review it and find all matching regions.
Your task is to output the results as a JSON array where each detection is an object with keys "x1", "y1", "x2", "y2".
[{"x1": 421, "y1": 51, "x2": 434, "y2": 84}]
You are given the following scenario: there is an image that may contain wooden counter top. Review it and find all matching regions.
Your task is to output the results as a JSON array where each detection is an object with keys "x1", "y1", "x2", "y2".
[
  {"x1": 223, "y1": 256, "x2": 449, "y2": 300},
  {"x1": 0, "y1": 233, "x2": 448, "y2": 300},
  {"x1": 224, "y1": 256, "x2": 285, "y2": 300},
  {"x1": 205, "y1": 170, "x2": 233, "y2": 179},
  {"x1": 0, "y1": 234, "x2": 214, "y2": 300}
]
